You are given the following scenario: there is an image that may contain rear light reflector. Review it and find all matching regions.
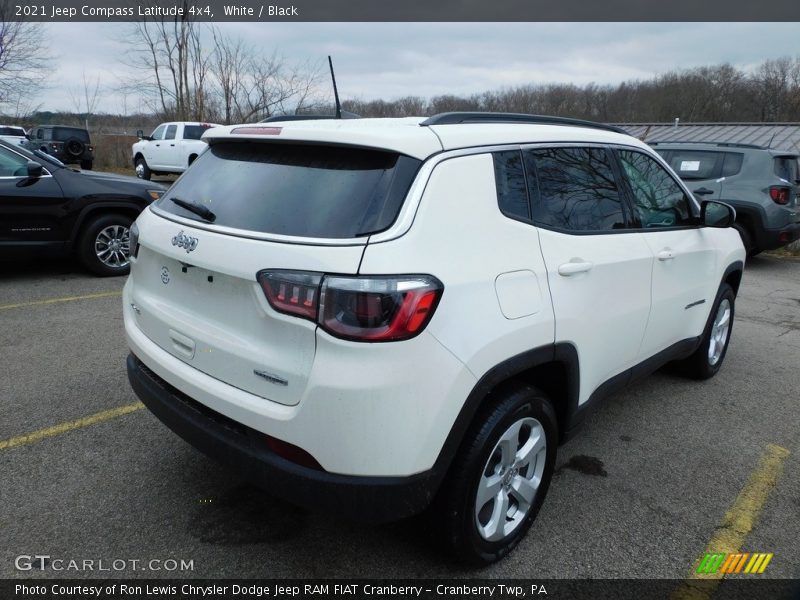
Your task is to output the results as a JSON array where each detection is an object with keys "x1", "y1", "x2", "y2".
[
  {"x1": 257, "y1": 270, "x2": 443, "y2": 342},
  {"x1": 263, "y1": 434, "x2": 324, "y2": 471},
  {"x1": 769, "y1": 186, "x2": 790, "y2": 205}
]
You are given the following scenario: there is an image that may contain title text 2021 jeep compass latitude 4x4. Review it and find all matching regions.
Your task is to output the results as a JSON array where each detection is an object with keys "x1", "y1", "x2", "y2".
[{"x1": 125, "y1": 113, "x2": 745, "y2": 564}]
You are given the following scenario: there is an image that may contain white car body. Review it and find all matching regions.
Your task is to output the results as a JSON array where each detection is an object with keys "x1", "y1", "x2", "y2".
[
  {"x1": 124, "y1": 115, "x2": 745, "y2": 557},
  {"x1": 0, "y1": 125, "x2": 28, "y2": 147},
  {"x1": 132, "y1": 121, "x2": 220, "y2": 177}
]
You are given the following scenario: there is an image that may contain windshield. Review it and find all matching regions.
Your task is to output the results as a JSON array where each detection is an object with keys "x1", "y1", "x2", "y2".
[
  {"x1": 156, "y1": 142, "x2": 421, "y2": 239},
  {"x1": 0, "y1": 127, "x2": 26, "y2": 136}
]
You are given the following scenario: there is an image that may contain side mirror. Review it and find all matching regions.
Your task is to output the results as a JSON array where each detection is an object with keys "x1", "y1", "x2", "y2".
[
  {"x1": 136, "y1": 129, "x2": 146, "y2": 140},
  {"x1": 26, "y1": 161, "x2": 44, "y2": 179},
  {"x1": 701, "y1": 200, "x2": 735, "y2": 228}
]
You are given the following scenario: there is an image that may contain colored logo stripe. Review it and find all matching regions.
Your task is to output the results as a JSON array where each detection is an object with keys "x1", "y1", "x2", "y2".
[{"x1": 696, "y1": 553, "x2": 773, "y2": 574}]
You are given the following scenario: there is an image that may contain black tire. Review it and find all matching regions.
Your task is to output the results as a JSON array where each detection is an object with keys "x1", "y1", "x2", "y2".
[
  {"x1": 77, "y1": 213, "x2": 133, "y2": 277},
  {"x1": 80, "y1": 160, "x2": 93, "y2": 170},
  {"x1": 135, "y1": 157, "x2": 151, "y2": 180},
  {"x1": 676, "y1": 283, "x2": 735, "y2": 380},
  {"x1": 436, "y1": 383, "x2": 557, "y2": 565},
  {"x1": 188, "y1": 154, "x2": 198, "y2": 166},
  {"x1": 732, "y1": 222, "x2": 757, "y2": 257}
]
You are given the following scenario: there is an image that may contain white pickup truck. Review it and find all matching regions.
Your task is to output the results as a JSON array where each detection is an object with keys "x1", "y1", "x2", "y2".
[{"x1": 132, "y1": 122, "x2": 220, "y2": 180}]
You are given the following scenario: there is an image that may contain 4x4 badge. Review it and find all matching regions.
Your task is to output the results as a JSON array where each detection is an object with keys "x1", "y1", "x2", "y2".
[{"x1": 172, "y1": 231, "x2": 198, "y2": 253}]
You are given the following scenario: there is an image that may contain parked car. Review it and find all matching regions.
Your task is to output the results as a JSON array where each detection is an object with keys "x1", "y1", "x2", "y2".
[
  {"x1": 0, "y1": 140, "x2": 166, "y2": 276},
  {"x1": 25, "y1": 125, "x2": 95, "y2": 170},
  {"x1": 132, "y1": 122, "x2": 220, "y2": 180},
  {"x1": 652, "y1": 142, "x2": 800, "y2": 255},
  {"x1": 0, "y1": 125, "x2": 28, "y2": 147},
  {"x1": 124, "y1": 113, "x2": 744, "y2": 564}
]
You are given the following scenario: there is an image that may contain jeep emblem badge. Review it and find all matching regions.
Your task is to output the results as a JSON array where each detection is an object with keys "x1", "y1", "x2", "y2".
[
  {"x1": 161, "y1": 267, "x2": 170, "y2": 285},
  {"x1": 172, "y1": 231, "x2": 198, "y2": 253}
]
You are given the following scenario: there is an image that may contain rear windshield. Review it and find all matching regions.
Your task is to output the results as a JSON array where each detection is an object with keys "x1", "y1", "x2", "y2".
[
  {"x1": 156, "y1": 142, "x2": 421, "y2": 239},
  {"x1": 774, "y1": 156, "x2": 799, "y2": 182},
  {"x1": 184, "y1": 125, "x2": 213, "y2": 140},
  {"x1": 0, "y1": 127, "x2": 25, "y2": 136},
  {"x1": 52, "y1": 128, "x2": 90, "y2": 142}
]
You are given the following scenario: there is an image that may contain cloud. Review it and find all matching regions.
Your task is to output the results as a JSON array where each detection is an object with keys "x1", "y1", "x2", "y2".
[{"x1": 37, "y1": 22, "x2": 800, "y2": 114}]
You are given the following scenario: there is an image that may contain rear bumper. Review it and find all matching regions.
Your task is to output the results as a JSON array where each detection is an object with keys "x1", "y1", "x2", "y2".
[
  {"x1": 755, "y1": 222, "x2": 800, "y2": 251},
  {"x1": 127, "y1": 353, "x2": 440, "y2": 523}
]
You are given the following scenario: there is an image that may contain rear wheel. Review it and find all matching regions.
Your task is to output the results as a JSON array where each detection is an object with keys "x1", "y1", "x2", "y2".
[
  {"x1": 437, "y1": 384, "x2": 557, "y2": 565},
  {"x1": 677, "y1": 283, "x2": 735, "y2": 379},
  {"x1": 77, "y1": 213, "x2": 133, "y2": 277},
  {"x1": 135, "y1": 157, "x2": 151, "y2": 180},
  {"x1": 80, "y1": 160, "x2": 93, "y2": 170}
]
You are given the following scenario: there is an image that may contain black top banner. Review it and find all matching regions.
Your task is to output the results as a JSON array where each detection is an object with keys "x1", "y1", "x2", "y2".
[{"x1": 6, "y1": 0, "x2": 800, "y2": 22}]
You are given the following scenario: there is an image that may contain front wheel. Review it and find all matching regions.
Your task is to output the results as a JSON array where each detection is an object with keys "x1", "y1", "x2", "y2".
[
  {"x1": 437, "y1": 384, "x2": 557, "y2": 565},
  {"x1": 135, "y1": 157, "x2": 151, "y2": 180},
  {"x1": 77, "y1": 214, "x2": 133, "y2": 277},
  {"x1": 677, "y1": 283, "x2": 735, "y2": 379}
]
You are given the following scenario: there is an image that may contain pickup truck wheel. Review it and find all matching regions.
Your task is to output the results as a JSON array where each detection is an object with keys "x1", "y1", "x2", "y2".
[
  {"x1": 78, "y1": 214, "x2": 133, "y2": 277},
  {"x1": 437, "y1": 384, "x2": 557, "y2": 565},
  {"x1": 677, "y1": 283, "x2": 735, "y2": 380},
  {"x1": 135, "y1": 157, "x2": 151, "y2": 180}
]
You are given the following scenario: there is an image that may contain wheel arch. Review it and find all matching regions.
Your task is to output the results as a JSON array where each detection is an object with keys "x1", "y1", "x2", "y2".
[
  {"x1": 430, "y1": 343, "x2": 580, "y2": 492},
  {"x1": 722, "y1": 260, "x2": 744, "y2": 297},
  {"x1": 69, "y1": 202, "x2": 143, "y2": 251}
]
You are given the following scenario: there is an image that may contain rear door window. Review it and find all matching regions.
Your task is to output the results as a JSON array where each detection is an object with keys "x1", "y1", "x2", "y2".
[
  {"x1": 524, "y1": 147, "x2": 627, "y2": 232},
  {"x1": 661, "y1": 150, "x2": 723, "y2": 180},
  {"x1": 156, "y1": 142, "x2": 421, "y2": 239},
  {"x1": 184, "y1": 125, "x2": 213, "y2": 140}
]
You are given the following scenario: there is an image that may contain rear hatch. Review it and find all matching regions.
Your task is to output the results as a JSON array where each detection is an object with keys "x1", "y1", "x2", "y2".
[{"x1": 130, "y1": 141, "x2": 422, "y2": 406}]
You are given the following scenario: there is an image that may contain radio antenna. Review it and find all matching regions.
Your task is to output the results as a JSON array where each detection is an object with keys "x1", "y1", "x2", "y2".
[{"x1": 328, "y1": 56, "x2": 342, "y2": 119}]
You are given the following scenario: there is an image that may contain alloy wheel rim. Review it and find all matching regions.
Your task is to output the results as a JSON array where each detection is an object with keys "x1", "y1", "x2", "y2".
[
  {"x1": 475, "y1": 417, "x2": 546, "y2": 542},
  {"x1": 135, "y1": 163, "x2": 144, "y2": 177},
  {"x1": 95, "y1": 225, "x2": 130, "y2": 268},
  {"x1": 708, "y1": 298, "x2": 731, "y2": 366}
]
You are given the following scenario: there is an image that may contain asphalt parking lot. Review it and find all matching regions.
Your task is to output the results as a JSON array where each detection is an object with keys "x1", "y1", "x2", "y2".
[{"x1": 1, "y1": 255, "x2": 798, "y2": 580}]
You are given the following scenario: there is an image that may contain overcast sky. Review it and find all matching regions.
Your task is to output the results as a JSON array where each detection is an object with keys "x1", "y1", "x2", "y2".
[{"x1": 41, "y1": 22, "x2": 800, "y2": 114}]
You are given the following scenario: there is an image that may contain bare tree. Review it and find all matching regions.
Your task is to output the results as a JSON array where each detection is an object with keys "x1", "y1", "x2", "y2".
[
  {"x1": 68, "y1": 70, "x2": 102, "y2": 129},
  {"x1": 0, "y1": 5, "x2": 50, "y2": 115}
]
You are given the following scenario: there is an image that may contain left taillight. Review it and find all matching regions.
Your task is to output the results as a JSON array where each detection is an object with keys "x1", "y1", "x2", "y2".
[
  {"x1": 769, "y1": 186, "x2": 791, "y2": 205},
  {"x1": 256, "y1": 270, "x2": 443, "y2": 342}
]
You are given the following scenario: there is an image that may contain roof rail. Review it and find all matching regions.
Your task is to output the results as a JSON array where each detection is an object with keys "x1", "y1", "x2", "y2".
[
  {"x1": 259, "y1": 111, "x2": 360, "y2": 123},
  {"x1": 420, "y1": 112, "x2": 627, "y2": 134},
  {"x1": 649, "y1": 140, "x2": 765, "y2": 150}
]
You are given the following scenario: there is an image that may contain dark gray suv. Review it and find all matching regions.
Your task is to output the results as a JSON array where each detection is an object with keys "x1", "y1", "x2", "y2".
[
  {"x1": 26, "y1": 125, "x2": 95, "y2": 170},
  {"x1": 652, "y1": 142, "x2": 800, "y2": 255}
]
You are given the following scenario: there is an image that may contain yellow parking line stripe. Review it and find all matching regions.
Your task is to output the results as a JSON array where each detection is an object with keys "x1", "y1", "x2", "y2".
[
  {"x1": 672, "y1": 443, "x2": 790, "y2": 599},
  {"x1": 0, "y1": 402, "x2": 144, "y2": 451},
  {"x1": 0, "y1": 290, "x2": 122, "y2": 311}
]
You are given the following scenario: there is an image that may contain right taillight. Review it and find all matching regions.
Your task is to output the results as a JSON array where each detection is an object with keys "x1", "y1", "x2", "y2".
[
  {"x1": 257, "y1": 271, "x2": 443, "y2": 342},
  {"x1": 769, "y1": 186, "x2": 790, "y2": 205}
]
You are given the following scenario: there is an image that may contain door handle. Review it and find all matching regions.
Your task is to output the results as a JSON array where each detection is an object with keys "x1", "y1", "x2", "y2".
[
  {"x1": 155, "y1": 143, "x2": 160, "y2": 147},
  {"x1": 657, "y1": 249, "x2": 675, "y2": 261},
  {"x1": 693, "y1": 187, "x2": 714, "y2": 196},
  {"x1": 170, "y1": 143, "x2": 175, "y2": 147},
  {"x1": 558, "y1": 260, "x2": 593, "y2": 276}
]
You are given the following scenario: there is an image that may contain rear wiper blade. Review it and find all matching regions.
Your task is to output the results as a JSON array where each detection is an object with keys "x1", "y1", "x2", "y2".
[{"x1": 170, "y1": 197, "x2": 216, "y2": 223}]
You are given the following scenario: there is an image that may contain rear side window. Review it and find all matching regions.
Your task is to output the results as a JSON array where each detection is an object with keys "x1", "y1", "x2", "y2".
[
  {"x1": 774, "y1": 156, "x2": 799, "y2": 182},
  {"x1": 661, "y1": 150, "x2": 722, "y2": 180},
  {"x1": 156, "y1": 142, "x2": 421, "y2": 239},
  {"x1": 721, "y1": 152, "x2": 744, "y2": 177},
  {"x1": 525, "y1": 147, "x2": 626, "y2": 232},
  {"x1": 184, "y1": 125, "x2": 213, "y2": 140},
  {"x1": 493, "y1": 150, "x2": 530, "y2": 220}
]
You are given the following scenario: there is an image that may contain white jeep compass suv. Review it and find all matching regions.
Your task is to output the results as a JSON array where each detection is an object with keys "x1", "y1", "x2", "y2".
[{"x1": 124, "y1": 113, "x2": 745, "y2": 564}]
